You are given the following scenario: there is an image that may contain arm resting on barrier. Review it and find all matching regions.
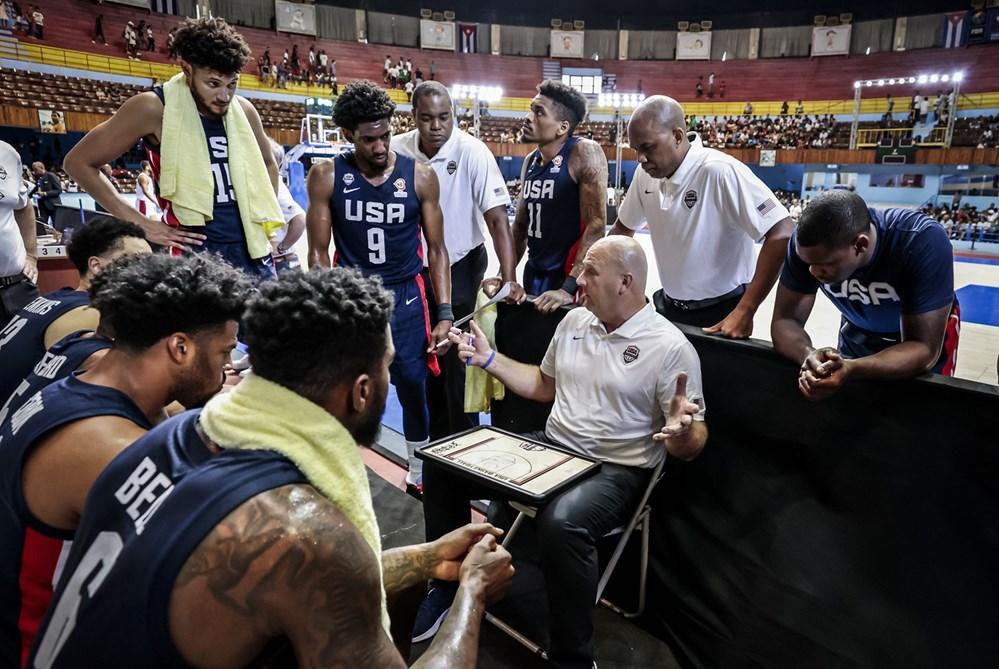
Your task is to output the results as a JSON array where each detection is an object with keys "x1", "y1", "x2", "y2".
[
  {"x1": 770, "y1": 283, "x2": 818, "y2": 366},
  {"x1": 839, "y1": 304, "x2": 951, "y2": 381}
]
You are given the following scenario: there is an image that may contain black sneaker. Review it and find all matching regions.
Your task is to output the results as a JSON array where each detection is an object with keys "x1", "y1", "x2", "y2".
[
  {"x1": 405, "y1": 482, "x2": 423, "y2": 500},
  {"x1": 411, "y1": 581, "x2": 457, "y2": 643}
]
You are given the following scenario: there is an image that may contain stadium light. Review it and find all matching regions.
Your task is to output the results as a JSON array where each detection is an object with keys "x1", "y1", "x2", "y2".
[
  {"x1": 953, "y1": 71, "x2": 964, "y2": 82},
  {"x1": 451, "y1": 84, "x2": 503, "y2": 103},
  {"x1": 597, "y1": 92, "x2": 644, "y2": 109}
]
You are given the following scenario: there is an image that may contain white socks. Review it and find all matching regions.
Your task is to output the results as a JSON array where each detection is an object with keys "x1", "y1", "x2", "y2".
[{"x1": 405, "y1": 438, "x2": 428, "y2": 485}]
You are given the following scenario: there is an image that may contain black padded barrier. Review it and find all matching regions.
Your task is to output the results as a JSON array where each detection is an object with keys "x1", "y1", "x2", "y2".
[{"x1": 491, "y1": 302, "x2": 999, "y2": 668}]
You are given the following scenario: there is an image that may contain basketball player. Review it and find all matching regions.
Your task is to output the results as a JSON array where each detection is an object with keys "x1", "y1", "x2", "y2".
[
  {"x1": 29, "y1": 268, "x2": 514, "y2": 669},
  {"x1": 0, "y1": 216, "x2": 149, "y2": 405},
  {"x1": 307, "y1": 81, "x2": 451, "y2": 489},
  {"x1": 64, "y1": 17, "x2": 280, "y2": 280},
  {"x1": 771, "y1": 190, "x2": 961, "y2": 400},
  {"x1": 0, "y1": 253, "x2": 251, "y2": 667},
  {"x1": 498, "y1": 80, "x2": 608, "y2": 313},
  {"x1": 133, "y1": 160, "x2": 158, "y2": 217}
]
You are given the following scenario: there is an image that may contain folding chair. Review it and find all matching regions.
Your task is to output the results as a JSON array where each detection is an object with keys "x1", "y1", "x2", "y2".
[{"x1": 485, "y1": 455, "x2": 668, "y2": 656}]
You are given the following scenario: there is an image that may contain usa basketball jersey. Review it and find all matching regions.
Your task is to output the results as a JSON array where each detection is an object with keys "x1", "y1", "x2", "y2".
[
  {"x1": 0, "y1": 330, "x2": 112, "y2": 429},
  {"x1": 0, "y1": 288, "x2": 90, "y2": 404},
  {"x1": 521, "y1": 136, "x2": 583, "y2": 274},
  {"x1": 0, "y1": 374, "x2": 151, "y2": 669},
  {"x1": 145, "y1": 87, "x2": 243, "y2": 244},
  {"x1": 330, "y1": 152, "x2": 423, "y2": 284},
  {"x1": 29, "y1": 411, "x2": 307, "y2": 668}
]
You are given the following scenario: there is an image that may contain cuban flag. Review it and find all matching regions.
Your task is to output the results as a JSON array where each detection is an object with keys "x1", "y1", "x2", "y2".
[
  {"x1": 460, "y1": 23, "x2": 477, "y2": 53},
  {"x1": 943, "y1": 11, "x2": 966, "y2": 48},
  {"x1": 150, "y1": 0, "x2": 179, "y2": 14}
]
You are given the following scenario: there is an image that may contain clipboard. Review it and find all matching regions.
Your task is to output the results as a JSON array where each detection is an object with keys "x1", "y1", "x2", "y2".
[{"x1": 416, "y1": 426, "x2": 601, "y2": 504}]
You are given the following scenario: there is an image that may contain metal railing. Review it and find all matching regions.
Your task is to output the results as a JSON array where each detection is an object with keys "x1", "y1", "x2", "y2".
[{"x1": 855, "y1": 126, "x2": 947, "y2": 147}]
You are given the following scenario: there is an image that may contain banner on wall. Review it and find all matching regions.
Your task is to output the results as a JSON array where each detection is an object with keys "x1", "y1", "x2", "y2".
[
  {"x1": 421, "y1": 19, "x2": 456, "y2": 51},
  {"x1": 275, "y1": 0, "x2": 317, "y2": 36},
  {"x1": 990, "y1": 9, "x2": 999, "y2": 43},
  {"x1": 38, "y1": 110, "x2": 66, "y2": 134},
  {"x1": 105, "y1": 0, "x2": 148, "y2": 8},
  {"x1": 149, "y1": 0, "x2": 179, "y2": 13},
  {"x1": 967, "y1": 9, "x2": 989, "y2": 45},
  {"x1": 676, "y1": 31, "x2": 712, "y2": 60},
  {"x1": 459, "y1": 23, "x2": 477, "y2": 53},
  {"x1": 550, "y1": 30, "x2": 585, "y2": 59},
  {"x1": 943, "y1": 11, "x2": 968, "y2": 47},
  {"x1": 811, "y1": 25, "x2": 851, "y2": 55}
]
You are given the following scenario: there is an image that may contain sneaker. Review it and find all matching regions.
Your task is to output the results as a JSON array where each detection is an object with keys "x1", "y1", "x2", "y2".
[
  {"x1": 411, "y1": 581, "x2": 457, "y2": 643},
  {"x1": 405, "y1": 482, "x2": 423, "y2": 500}
]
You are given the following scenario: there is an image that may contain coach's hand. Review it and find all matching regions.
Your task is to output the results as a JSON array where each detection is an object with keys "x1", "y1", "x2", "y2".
[
  {"x1": 136, "y1": 215, "x2": 206, "y2": 252},
  {"x1": 533, "y1": 288, "x2": 573, "y2": 314},
  {"x1": 429, "y1": 319, "x2": 453, "y2": 355},
  {"x1": 449, "y1": 320, "x2": 492, "y2": 367},
  {"x1": 703, "y1": 304, "x2": 754, "y2": 339}
]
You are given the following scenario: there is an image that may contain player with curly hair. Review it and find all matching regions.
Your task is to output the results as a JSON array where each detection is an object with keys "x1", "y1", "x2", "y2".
[
  {"x1": 307, "y1": 80, "x2": 452, "y2": 494},
  {"x1": 28, "y1": 267, "x2": 513, "y2": 669},
  {"x1": 65, "y1": 17, "x2": 280, "y2": 281},
  {"x1": 0, "y1": 252, "x2": 253, "y2": 667}
]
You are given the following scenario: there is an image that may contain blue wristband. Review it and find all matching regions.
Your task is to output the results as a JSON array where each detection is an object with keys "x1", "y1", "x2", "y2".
[{"x1": 480, "y1": 350, "x2": 497, "y2": 370}]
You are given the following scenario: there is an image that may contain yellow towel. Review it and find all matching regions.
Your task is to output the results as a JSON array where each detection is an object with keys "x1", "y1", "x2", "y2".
[
  {"x1": 464, "y1": 289, "x2": 506, "y2": 413},
  {"x1": 160, "y1": 73, "x2": 283, "y2": 259},
  {"x1": 199, "y1": 373, "x2": 391, "y2": 637}
]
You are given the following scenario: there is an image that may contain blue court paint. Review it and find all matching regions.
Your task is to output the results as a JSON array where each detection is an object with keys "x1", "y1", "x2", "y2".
[
  {"x1": 955, "y1": 285, "x2": 999, "y2": 327},
  {"x1": 381, "y1": 383, "x2": 491, "y2": 435},
  {"x1": 955, "y1": 255, "x2": 999, "y2": 267}
]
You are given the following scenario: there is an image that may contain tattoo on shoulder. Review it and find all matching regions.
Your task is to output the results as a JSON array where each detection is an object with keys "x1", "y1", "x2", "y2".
[
  {"x1": 175, "y1": 484, "x2": 390, "y2": 664},
  {"x1": 571, "y1": 139, "x2": 609, "y2": 185}
]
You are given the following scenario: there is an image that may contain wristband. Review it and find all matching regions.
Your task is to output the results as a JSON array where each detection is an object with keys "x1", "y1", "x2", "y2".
[
  {"x1": 560, "y1": 276, "x2": 578, "y2": 296},
  {"x1": 480, "y1": 350, "x2": 497, "y2": 370},
  {"x1": 436, "y1": 302, "x2": 454, "y2": 323}
]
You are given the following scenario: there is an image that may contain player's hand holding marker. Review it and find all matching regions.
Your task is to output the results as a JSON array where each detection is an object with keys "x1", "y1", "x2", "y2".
[
  {"x1": 653, "y1": 372, "x2": 701, "y2": 442},
  {"x1": 449, "y1": 320, "x2": 494, "y2": 368}
]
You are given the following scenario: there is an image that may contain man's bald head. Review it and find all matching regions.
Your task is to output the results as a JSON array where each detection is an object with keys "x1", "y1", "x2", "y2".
[
  {"x1": 588, "y1": 236, "x2": 648, "y2": 293},
  {"x1": 632, "y1": 96, "x2": 686, "y2": 133}
]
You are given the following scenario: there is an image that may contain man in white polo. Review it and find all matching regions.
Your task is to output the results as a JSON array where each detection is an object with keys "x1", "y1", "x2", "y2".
[
  {"x1": 392, "y1": 80, "x2": 523, "y2": 460},
  {"x1": 415, "y1": 236, "x2": 707, "y2": 668},
  {"x1": 611, "y1": 95, "x2": 794, "y2": 339},
  {"x1": 0, "y1": 140, "x2": 38, "y2": 323}
]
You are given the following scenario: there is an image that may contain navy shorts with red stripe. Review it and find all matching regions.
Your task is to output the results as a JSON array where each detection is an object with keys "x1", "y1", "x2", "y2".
[{"x1": 386, "y1": 276, "x2": 439, "y2": 442}]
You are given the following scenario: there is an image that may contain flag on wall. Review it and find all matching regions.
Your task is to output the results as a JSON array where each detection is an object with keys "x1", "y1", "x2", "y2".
[
  {"x1": 460, "y1": 24, "x2": 477, "y2": 53},
  {"x1": 943, "y1": 11, "x2": 967, "y2": 48}
]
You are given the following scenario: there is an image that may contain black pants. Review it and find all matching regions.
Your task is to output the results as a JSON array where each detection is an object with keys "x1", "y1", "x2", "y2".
[
  {"x1": 652, "y1": 287, "x2": 744, "y2": 328},
  {"x1": 422, "y1": 244, "x2": 488, "y2": 440},
  {"x1": 0, "y1": 278, "x2": 39, "y2": 323},
  {"x1": 423, "y1": 430, "x2": 650, "y2": 668},
  {"x1": 37, "y1": 199, "x2": 57, "y2": 226}
]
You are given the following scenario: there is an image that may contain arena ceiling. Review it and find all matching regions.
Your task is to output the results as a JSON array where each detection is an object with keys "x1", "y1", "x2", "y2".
[{"x1": 320, "y1": 0, "x2": 965, "y2": 31}]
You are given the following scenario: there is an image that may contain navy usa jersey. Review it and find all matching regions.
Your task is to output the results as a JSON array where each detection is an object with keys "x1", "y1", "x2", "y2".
[
  {"x1": 0, "y1": 374, "x2": 150, "y2": 669},
  {"x1": 0, "y1": 288, "x2": 91, "y2": 404},
  {"x1": 521, "y1": 136, "x2": 584, "y2": 274},
  {"x1": 28, "y1": 410, "x2": 307, "y2": 668},
  {"x1": 331, "y1": 151, "x2": 424, "y2": 284}
]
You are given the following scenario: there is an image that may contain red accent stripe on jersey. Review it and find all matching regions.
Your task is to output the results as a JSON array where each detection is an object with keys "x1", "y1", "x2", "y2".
[
  {"x1": 414, "y1": 274, "x2": 441, "y2": 377},
  {"x1": 940, "y1": 301, "x2": 961, "y2": 377},
  {"x1": 17, "y1": 528, "x2": 64, "y2": 668},
  {"x1": 144, "y1": 143, "x2": 184, "y2": 256},
  {"x1": 559, "y1": 215, "x2": 586, "y2": 303}
]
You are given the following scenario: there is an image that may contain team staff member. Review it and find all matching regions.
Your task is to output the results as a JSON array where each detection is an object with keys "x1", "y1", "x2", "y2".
[
  {"x1": 30, "y1": 268, "x2": 514, "y2": 669},
  {"x1": 771, "y1": 190, "x2": 960, "y2": 401},
  {"x1": 0, "y1": 217, "x2": 149, "y2": 404},
  {"x1": 417, "y1": 236, "x2": 708, "y2": 669},
  {"x1": 307, "y1": 81, "x2": 451, "y2": 490},
  {"x1": 134, "y1": 160, "x2": 159, "y2": 217},
  {"x1": 611, "y1": 96, "x2": 794, "y2": 338},
  {"x1": 393, "y1": 81, "x2": 523, "y2": 444},
  {"x1": 510, "y1": 80, "x2": 608, "y2": 314},
  {"x1": 65, "y1": 17, "x2": 282, "y2": 280},
  {"x1": 29, "y1": 162, "x2": 62, "y2": 226},
  {"x1": 0, "y1": 253, "x2": 251, "y2": 668},
  {"x1": 268, "y1": 139, "x2": 307, "y2": 272},
  {"x1": 0, "y1": 140, "x2": 38, "y2": 322}
]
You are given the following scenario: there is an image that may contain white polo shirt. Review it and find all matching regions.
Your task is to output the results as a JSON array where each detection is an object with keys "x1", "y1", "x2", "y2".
[
  {"x1": 540, "y1": 303, "x2": 706, "y2": 468},
  {"x1": 274, "y1": 180, "x2": 305, "y2": 244},
  {"x1": 619, "y1": 133, "x2": 789, "y2": 301},
  {"x1": 392, "y1": 127, "x2": 510, "y2": 265},
  {"x1": 0, "y1": 141, "x2": 30, "y2": 277}
]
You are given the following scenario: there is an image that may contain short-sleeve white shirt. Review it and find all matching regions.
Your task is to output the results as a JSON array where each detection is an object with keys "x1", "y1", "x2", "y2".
[
  {"x1": 618, "y1": 133, "x2": 789, "y2": 300},
  {"x1": 392, "y1": 127, "x2": 510, "y2": 265},
  {"x1": 273, "y1": 180, "x2": 305, "y2": 244},
  {"x1": 0, "y1": 141, "x2": 30, "y2": 276},
  {"x1": 539, "y1": 303, "x2": 706, "y2": 468}
]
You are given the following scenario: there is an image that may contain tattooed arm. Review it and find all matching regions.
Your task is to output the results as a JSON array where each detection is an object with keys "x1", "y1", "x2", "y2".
[
  {"x1": 169, "y1": 484, "x2": 513, "y2": 669},
  {"x1": 382, "y1": 522, "x2": 506, "y2": 594}
]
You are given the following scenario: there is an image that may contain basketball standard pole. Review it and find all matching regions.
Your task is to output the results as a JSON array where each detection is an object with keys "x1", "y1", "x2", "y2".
[{"x1": 849, "y1": 84, "x2": 861, "y2": 150}]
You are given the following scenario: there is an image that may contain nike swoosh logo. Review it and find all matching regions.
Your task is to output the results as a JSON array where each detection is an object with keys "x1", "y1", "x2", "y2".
[
  {"x1": 406, "y1": 296, "x2": 420, "y2": 305},
  {"x1": 572, "y1": 335, "x2": 584, "y2": 340},
  {"x1": 344, "y1": 187, "x2": 360, "y2": 193},
  {"x1": 644, "y1": 190, "x2": 655, "y2": 194}
]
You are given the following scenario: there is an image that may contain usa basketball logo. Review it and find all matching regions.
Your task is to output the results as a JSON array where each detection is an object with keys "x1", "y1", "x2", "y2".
[
  {"x1": 683, "y1": 189, "x2": 698, "y2": 209},
  {"x1": 393, "y1": 177, "x2": 408, "y2": 198},
  {"x1": 447, "y1": 160, "x2": 457, "y2": 175},
  {"x1": 343, "y1": 173, "x2": 354, "y2": 185},
  {"x1": 550, "y1": 155, "x2": 563, "y2": 173},
  {"x1": 623, "y1": 345, "x2": 640, "y2": 364}
]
